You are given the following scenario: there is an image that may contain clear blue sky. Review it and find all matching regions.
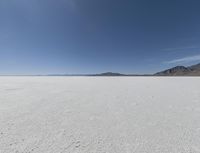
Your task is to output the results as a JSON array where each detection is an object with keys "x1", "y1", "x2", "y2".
[{"x1": 0, "y1": 0, "x2": 200, "y2": 75}]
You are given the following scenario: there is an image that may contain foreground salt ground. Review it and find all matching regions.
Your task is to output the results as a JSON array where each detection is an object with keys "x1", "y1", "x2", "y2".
[{"x1": 0, "y1": 77, "x2": 200, "y2": 153}]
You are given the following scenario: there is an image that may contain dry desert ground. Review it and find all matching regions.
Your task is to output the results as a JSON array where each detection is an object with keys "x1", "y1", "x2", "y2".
[{"x1": 0, "y1": 77, "x2": 200, "y2": 153}]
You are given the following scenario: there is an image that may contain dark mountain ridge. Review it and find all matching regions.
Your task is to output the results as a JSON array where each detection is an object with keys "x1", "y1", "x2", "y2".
[
  {"x1": 155, "y1": 63, "x2": 200, "y2": 76},
  {"x1": 90, "y1": 72, "x2": 126, "y2": 76},
  {"x1": 2, "y1": 63, "x2": 199, "y2": 76}
]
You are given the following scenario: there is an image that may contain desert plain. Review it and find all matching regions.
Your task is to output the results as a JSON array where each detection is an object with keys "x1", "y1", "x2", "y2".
[{"x1": 0, "y1": 77, "x2": 200, "y2": 153}]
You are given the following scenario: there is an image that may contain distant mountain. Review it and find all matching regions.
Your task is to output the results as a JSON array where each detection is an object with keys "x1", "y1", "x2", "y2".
[
  {"x1": 90, "y1": 72, "x2": 152, "y2": 76},
  {"x1": 154, "y1": 66, "x2": 191, "y2": 76},
  {"x1": 188, "y1": 63, "x2": 200, "y2": 71},
  {"x1": 91, "y1": 72, "x2": 126, "y2": 76},
  {"x1": 6, "y1": 63, "x2": 199, "y2": 76},
  {"x1": 155, "y1": 63, "x2": 200, "y2": 76}
]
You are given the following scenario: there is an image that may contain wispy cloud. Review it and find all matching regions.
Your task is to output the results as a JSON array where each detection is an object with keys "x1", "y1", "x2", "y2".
[{"x1": 165, "y1": 54, "x2": 200, "y2": 64}]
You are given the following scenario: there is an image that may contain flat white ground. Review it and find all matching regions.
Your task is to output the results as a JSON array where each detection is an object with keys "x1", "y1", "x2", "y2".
[{"x1": 0, "y1": 77, "x2": 200, "y2": 153}]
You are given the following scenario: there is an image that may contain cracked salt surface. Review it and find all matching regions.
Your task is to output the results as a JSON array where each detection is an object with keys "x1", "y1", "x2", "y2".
[{"x1": 0, "y1": 76, "x2": 200, "y2": 153}]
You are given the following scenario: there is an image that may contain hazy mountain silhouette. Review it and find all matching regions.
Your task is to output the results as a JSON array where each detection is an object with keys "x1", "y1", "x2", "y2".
[
  {"x1": 91, "y1": 72, "x2": 126, "y2": 76},
  {"x1": 155, "y1": 63, "x2": 200, "y2": 76}
]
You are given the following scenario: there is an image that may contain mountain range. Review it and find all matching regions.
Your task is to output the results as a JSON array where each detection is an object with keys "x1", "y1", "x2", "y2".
[
  {"x1": 3, "y1": 63, "x2": 200, "y2": 76},
  {"x1": 94, "y1": 63, "x2": 200, "y2": 76},
  {"x1": 154, "y1": 63, "x2": 200, "y2": 76},
  {"x1": 92, "y1": 63, "x2": 200, "y2": 76}
]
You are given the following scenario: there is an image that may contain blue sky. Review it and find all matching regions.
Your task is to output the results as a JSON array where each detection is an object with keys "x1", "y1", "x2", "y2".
[{"x1": 0, "y1": 0, "x2": 200, "y2": 75}]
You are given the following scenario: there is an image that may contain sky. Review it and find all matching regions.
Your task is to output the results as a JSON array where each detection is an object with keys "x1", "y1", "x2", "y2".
[{"x1": 0, "y1": 0, "x2": 200, "y2": 75}]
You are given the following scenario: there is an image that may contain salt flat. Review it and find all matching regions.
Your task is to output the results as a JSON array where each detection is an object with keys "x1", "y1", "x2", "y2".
[{"x1": 0, "y1": 77, "x2": 200, "y2": 153}]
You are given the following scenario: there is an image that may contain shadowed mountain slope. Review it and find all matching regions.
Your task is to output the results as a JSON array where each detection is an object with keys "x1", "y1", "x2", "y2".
[{"x1": 155, "y1": 63, "x2": 200, "y2": 76}]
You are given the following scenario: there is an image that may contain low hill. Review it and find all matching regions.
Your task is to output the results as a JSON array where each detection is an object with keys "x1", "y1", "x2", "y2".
[{"x1": 91, "y1": 72, "x2": 126, "y2": 76}]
